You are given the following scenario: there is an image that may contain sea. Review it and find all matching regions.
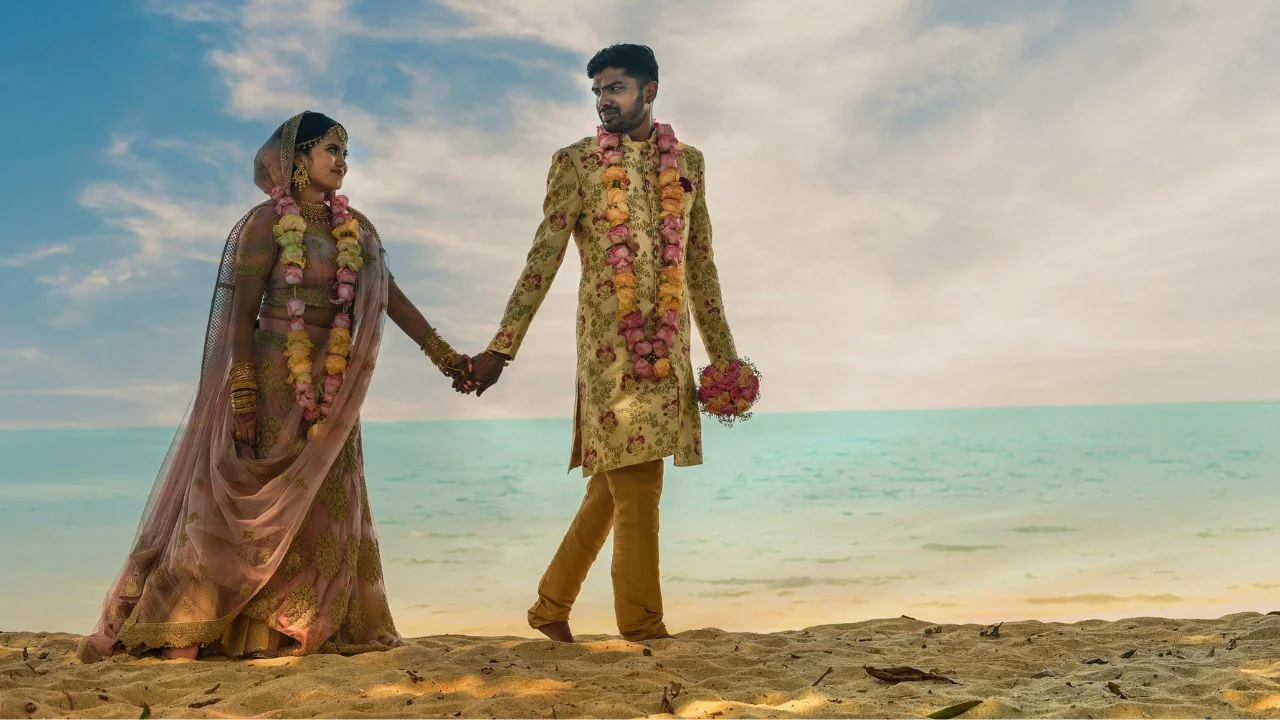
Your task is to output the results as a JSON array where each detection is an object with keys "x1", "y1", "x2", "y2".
[{"x1": 1, "y1": 402, "x2": 1277, "y2": 638}]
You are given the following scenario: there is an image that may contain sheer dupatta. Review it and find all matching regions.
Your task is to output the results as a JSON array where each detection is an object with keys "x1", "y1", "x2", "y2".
[{"x1": 81, "y1": 113, "x2": 391, "y2": 658}]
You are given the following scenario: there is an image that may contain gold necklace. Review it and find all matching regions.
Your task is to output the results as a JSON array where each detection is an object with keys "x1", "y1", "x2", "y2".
[{"x1": 297, "y1": 198, "x2": 332, "y2": 226}]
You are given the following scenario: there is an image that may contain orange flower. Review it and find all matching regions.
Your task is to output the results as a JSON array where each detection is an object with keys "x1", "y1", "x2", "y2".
[
  {"x1": 607, "y1": 187, "x2": 627, "y2": 206},
  {"x1": 661, "y1": 184, "x2": 684, "y2": 202},
  {"x1": 615, "y1": 271, "x2": 637, "y2": 288},
  {"x1": 616, "y1": 285, "x2": 637, "y2": 306},
  {"x1": 661, "y1": 197, "x2": 681, "y2": 215},
  {"x1": 606, "y1": 206, "x2": 630, "y2": 224},
  {"x1": 602, "y1": 166, "x2": 628, "y2": 185},
  {"x1": 706, "y1": 399, "x2": 724, "y2": 414},
  {"x1": 735, "y1": 398, "x2": 751, "y2": 414},
  {"x1": 653, "y1": 358, "x2": 672, "y2": 378},
  {"x1": 658, "y1": 282, "x2": 682, "y2": 303},
  {"x1": 658, "y1": 167, "x2": 680, "y2": 187},
  {"x1": 661, "y1": 266, "x2": 683, "y2": 286}
]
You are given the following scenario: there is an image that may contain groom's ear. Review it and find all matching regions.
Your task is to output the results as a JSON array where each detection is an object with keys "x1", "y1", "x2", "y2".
[{"x1": 643, "y1": 80, "x2": 658, "y2": 105}]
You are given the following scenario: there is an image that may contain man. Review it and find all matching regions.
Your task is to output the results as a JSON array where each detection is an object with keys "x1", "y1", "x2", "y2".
[{"x1": 463, "y1": 43, "x2": 740, "y2": 643}]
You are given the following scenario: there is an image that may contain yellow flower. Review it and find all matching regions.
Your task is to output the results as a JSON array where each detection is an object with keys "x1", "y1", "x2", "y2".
[
  {"x1": 653, "y1": 358, "x2": 672, "y2": 378},
  {"x1": 619, "y1": 296, "x2": 637, "y2": 314},
  {"x1": 276, "y1": 229, "x2": 304, "y2": 247},
  {"x1": 616, "y1": 286, "x2": 637, "y2": 306},
  {"x1": 661, "y1": 266, "x2": 683, "y2": 286},
  {"x1": 324, "y1": 354, "x2": 348, "y2": 376},
  {"x1": 615, "y1": 272, "x2": 637, "y2": 288},
  {"x1": 659, "y1": 282, "x2": 682, "y2": 302},
  {"x1": 307, "y1": 421, "x2": 329, "y2": 440},
  {"x1": 607, "y1": 187, "x2": 628, "y2": 206},
  {"x1": 333, "y1": 219, "x2": 360, "y2": 240},
  {"x1": 295, "y1": 371, "x2": 313, "y2": 386},
  {"x1": 274, "y1": 215, "x2": 306, "y2": 235},
  {"x1": 289, "y1": 359, "x2": 311, "y2": 377},
  {"x1": 602, "y1": 166, "x2": 628, "y2": 185},
  {"x1": 658, "y1": 167, "x2": 680, "y2": 187},
  {"x1": 606, "y1": 206, "x2": 630, "y2": 224}
]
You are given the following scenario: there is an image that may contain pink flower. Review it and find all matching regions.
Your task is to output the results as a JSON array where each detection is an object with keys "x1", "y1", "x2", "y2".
[
  {"x1": 657, "y1": 135, "x2": 678, "y2": 153},
  {"x1": 336, "y1": 267, "x2": 357, "y2": 284},
  {"x1": 632, "y1": 357, "x2": 654, "y2": 378},
  {"x1": 283, "y1": 265, "x2": 304, "y2": 285},
  {"x1": 634, "y1": 340, "x2": 653, "y2": 357},
  {"x1": 743, "y1": 375, "x2": 760, "y2": 401},
  {"x1": 624, "y1": 327, "x2": 645, "y2": 347},
  {"x1": 656, "y1": 325, "x2": 676, "y2": 345},
  {"x1": 698, "y1": 385, "x2": 716, "y2": 402},
  {"x1": 661, "y1": 215, "x2": 684, "y2": 233},
  {"x1": 297, "y1": 395, "x2": 310, "y2": 409},
  {"x1": 297, "y1": 382, "x2": 312, "y2": 394},
  {"x1": 606, "y1": 244, "x2": 632, "y2": 267},
  {"x1": 304, "y1": 408, "x2": 321, "y2": 422},
  {"x1": 286, "y1": 298, "x2": 306, "y2": 317},
  {"x1": 664, "y1": 309, "x2": 679, "y2": 327},
  {"x1": 651, "y1": 339, "x2": 668, "y2": 358},
  {"x1": 289, "y1": 317, "x2": 306, "y2": 332},
  {"x1": 597, "y1": 131, "x2": 620, "y2": 149},
  {"x1": 659, "y1": 154, "x2": 678, "y2": 171},
  {"x1": 330, "y1": 194, "x2": 349, "y2": 210},
  {"x1": 621, "y1": 310, "x2": 645, "y2": 329},
  {"x1": 333, "y1": 312, "x2": 352, "y2": 329},
  {"x1": 660, "y1": 226, "x2": 681, "y2": 244},
  {"x1": 322, "y1": 392, "x2": 335, "y2": 404},
  {"x1": 336, "y1": 282, "x2": 355, "y2": 302},
  {"x1": 655, "y1": 123, "x2": 674, "y2": 137},
  {"x1": 603, "y1": 149, "x2": 623, "y2": 165},
  {"x1": 662, "y1": 244, "x2": 683, "y2": 264},
  {"x1": 324, "y1": 375, "x2": 342, "y2": 394},
  {"x1": 614, "y1": 258, "x2": 633, "y2": 273},
  {"x1": 607, "y1": 225, "x2": 631, "y2": 244}
]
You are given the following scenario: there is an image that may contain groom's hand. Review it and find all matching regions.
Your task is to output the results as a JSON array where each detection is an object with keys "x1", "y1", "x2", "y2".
[
  {"x1": 443, "y1": 354, "x2": 476, "y2": 394},
  {"x1": 459, "y1": 351, "x2": 505, "y2": 396}
]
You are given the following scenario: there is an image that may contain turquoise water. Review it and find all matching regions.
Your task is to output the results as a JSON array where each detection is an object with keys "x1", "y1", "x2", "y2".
[{"x1": 2, "y1": 403, "x2": 1278, "y2": 638}]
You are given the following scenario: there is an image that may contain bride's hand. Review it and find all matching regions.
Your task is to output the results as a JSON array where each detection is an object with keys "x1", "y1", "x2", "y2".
[
  {"x1": 232, "y1": 410, "x2": 259, "y2": 446},
  {"x1": 444, "y1": 354, "x2": 476, "y2": 394}
]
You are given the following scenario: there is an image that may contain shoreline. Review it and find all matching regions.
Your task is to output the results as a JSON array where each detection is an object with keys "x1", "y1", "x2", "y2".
[{"x1": 4, "y1": 612, "x2": 1278, "y2": 718}]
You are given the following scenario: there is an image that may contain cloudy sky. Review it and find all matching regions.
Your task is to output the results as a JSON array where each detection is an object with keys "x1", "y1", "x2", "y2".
[{"x1": 3, "y1": 0, "x2": 1278, "y2": 430}]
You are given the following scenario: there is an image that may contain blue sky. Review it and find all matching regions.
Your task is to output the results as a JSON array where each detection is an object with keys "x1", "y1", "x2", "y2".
[{"x1": 4, "y1": 0, "x2": 1280, "y2": 429}]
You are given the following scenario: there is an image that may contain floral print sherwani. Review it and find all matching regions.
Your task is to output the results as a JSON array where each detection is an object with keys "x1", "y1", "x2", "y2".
[{"x1": 488, "y1": 132, "x2": 738, "y2": 477}]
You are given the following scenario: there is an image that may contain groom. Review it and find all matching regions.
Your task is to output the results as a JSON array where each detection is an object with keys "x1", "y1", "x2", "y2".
[{"x1": 462, "y1": 43, "x2": 741, "y2": 643}]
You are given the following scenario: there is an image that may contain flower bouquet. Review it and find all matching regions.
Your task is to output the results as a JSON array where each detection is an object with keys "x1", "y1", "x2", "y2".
[{"x1": 696, "y1": 357, "x2": 761, "y2": 427}]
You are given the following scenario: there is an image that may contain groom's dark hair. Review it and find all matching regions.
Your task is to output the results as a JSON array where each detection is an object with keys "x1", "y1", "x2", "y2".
[{"x1": 587, "y1": 43, "x2": 659, "y2": 86}]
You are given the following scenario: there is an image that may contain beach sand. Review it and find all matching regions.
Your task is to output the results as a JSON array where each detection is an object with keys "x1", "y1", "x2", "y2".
[{"x1": 2, "y1": 613, "x2": 1278, "y2": 718}]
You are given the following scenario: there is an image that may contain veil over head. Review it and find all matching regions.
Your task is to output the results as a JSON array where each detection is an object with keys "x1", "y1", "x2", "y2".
[
  {"x1": 82, "y1": 110, "x2": 391, "y2": 659},
  {"x1": 253, "y1": 111, "x2": 347, "y2": 196}
]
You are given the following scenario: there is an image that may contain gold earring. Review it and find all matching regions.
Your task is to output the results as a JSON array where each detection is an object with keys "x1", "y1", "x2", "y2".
[{"x1": 292, "y1": 165, "x2": 310, "y2": 189}]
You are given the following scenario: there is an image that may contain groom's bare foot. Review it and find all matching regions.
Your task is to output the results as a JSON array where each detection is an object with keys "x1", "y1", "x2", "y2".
[{"x1": 536, "y1": 621, "x2": 575, "y2": 643}]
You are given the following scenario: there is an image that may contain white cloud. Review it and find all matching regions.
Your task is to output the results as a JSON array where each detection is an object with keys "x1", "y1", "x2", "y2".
[
  {"x1": 53, "y1": 0, "x2": 1280, "y2": 427},
  {"x1": 0, "y1": 244, "x2": 69, "y2": 268}
]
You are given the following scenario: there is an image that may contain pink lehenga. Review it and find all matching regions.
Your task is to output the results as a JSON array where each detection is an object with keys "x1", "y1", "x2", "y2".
[{"x1": 80, "y1": 114, "x2": 401, "y2": 660}]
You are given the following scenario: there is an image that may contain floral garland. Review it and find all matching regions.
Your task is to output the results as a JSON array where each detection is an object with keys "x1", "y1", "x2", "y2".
[
  {"x1": 599, "y1": 121, "x2": 686, "y2": 383},
  {"x1": 269, "y1": 188, "x2": 365, "y2": 440},
  {"x1": 697, "y1": 357, "x2": 761, "y2": 427}
]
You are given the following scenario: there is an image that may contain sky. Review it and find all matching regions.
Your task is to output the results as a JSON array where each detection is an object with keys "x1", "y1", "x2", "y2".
[{"x1": 2, "y1": 0, "x2": 1279, "y2": 430}]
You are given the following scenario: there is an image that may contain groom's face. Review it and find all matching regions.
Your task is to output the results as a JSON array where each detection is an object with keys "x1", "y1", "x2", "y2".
[{"x1": 592, "y1": 67, "x2": 654, "y2": 134}]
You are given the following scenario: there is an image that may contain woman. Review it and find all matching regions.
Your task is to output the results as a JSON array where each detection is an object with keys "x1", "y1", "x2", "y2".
[{"x1": 78, "y1": 111, "x2": 470, "y2": 662}]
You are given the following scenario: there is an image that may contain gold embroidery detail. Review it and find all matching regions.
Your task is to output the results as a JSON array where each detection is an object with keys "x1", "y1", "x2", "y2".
[
  {"x1": 317, "y1": 468, "x2": 350, "y2": 521},
  {"x1": 315, "y1": 531, "x2": 341, "y2": 580},
  {"x1": 344, "y1": 593, "x2": 367, "y2": 638},
  {"x1": 357, "y1": 536, "x2": 382, "y2": 582},
  {"x1": 242, "y1": 588, "x2": 280, "y2": 620},
  {"x1": 278, "y1": 543, "x2": 306, "y2": 581},
  {"x1": 263, "y1": 286, "x2": 332, "y2": 308},
  {"x1": 236, "y1": 261, "x2": 268, "y2": 278},
  {"x1": 116, "y1": 615, "x2": 231, "y2": 651},
  {"x1": 281, "y1": 583, "x2": 319, "y2": 629},
  {"x1": 329, "y1": 590, "x2": 351, "y2": 629}
]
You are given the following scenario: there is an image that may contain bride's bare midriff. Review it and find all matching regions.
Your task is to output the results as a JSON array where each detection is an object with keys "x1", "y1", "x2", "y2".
[{"x1": 260, "y1": 305, "x2": 341, "y2": 327}]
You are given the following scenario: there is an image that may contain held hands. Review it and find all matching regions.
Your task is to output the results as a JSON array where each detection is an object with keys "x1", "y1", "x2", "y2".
[{"x1": 451, "y1": 350, "x2": 506, "y2": 396}]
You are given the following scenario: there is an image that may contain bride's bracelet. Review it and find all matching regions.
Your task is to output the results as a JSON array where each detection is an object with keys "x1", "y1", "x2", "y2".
[{"x1": 419, "y1": 328, "x2": 460, "y2": 374}]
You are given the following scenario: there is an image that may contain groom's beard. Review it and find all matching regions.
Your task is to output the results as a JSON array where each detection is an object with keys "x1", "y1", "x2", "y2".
[{"x1": 600, "y1": 93, "x2": 646, "y2": 133}]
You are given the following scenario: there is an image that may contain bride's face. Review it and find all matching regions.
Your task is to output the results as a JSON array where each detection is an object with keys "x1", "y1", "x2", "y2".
[{"x1": 298, "y1": 135, "x2": 349, "y2": 192}]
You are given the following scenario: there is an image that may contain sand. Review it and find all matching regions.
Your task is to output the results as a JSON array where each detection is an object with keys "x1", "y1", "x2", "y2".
[{"x1": 2, "y1": 613, "x2": 1279, "y2": 718}]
